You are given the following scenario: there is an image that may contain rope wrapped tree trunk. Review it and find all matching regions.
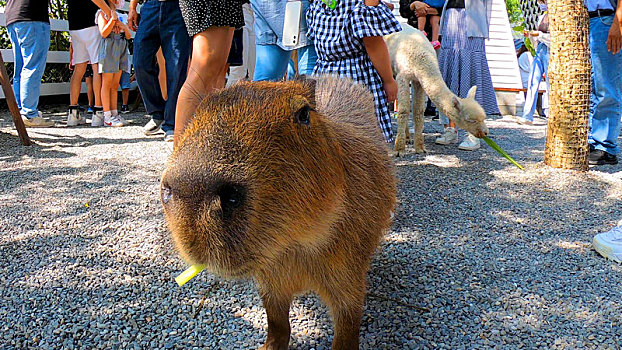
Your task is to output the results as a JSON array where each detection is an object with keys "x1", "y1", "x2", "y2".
[{"x1": 544, "y1": 0, "x2": 591, "y2": 170}]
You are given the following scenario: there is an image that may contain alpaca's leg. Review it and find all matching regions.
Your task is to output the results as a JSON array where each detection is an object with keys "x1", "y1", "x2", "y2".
[
  {"x1": 412, "y1": 81, "x2": 427, "y2": 153},
  {"x1": 394, "y1": 73, "x2": 411, "y2": 156}
]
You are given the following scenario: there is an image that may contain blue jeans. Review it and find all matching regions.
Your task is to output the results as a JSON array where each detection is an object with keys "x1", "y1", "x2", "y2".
[
  {"x1": 589, "y1": 15, "x2": 622, "y2": 155},
  {"x1": 522, "y1": 42, "x2": 549, "y2": 121},
  {"x1": 253, "y1": 44, "x2": 317, "y2": 81},
  {"x1": 133, "y1": 0, "x2": 190, "y2": 133},
  {"x1": 7, "y1": 21, "x2": 50, "y2": 118},
  {"x1": 120, "y1": 71, "x2": 131, "y2": 90}
]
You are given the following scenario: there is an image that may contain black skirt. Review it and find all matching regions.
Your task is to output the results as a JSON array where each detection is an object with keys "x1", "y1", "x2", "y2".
[{"x1": 179, "y1": 0, "x2": 245, "y2": 37}]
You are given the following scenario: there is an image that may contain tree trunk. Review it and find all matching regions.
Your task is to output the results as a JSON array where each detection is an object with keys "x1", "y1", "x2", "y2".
[{"x1": 544, "y1": 0, "x2": 591, "y2": 170}]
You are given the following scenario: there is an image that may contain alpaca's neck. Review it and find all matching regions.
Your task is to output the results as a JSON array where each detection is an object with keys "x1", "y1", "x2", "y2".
[
  {"x1": 423, "y1": 82, "x2": 458, "y2": 120},
  {"x1": 409, "y1": 55, "x2": 460, "y2": 120}
]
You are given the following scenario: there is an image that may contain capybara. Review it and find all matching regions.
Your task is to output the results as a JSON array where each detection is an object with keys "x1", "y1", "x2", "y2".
[{"x1": 161, "y1": 76, "x2": 396, "y2": 349}]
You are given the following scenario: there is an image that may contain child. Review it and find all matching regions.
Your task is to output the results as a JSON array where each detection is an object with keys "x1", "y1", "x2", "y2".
[
  {"x1": 307, "y1": 0, "x2": 401, "y2": 143},
  {"x1": 418, "y1": 0, "x2": 444, "y2": 49},
  {"x1": 93, "y1": 2, "x2": 131, "y2": 127}
]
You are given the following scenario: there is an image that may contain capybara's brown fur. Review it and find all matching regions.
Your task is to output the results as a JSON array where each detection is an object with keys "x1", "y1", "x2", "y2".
[{"x1": 161, "y1": 76, "x2": 396, "y2": 349}]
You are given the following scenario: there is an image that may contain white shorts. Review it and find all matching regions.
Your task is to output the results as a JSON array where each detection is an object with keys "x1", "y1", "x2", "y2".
[{"x1": 70, "y1": 26, "x2": 102, "y2": 65}]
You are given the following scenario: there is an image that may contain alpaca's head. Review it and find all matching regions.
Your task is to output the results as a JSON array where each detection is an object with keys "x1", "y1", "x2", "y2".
[{"x1": 450, "y1": 86, "x2": 489, "y2": 138}]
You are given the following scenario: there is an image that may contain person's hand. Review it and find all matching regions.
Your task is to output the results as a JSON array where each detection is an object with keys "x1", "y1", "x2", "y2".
[
  {"x1": 110, "y1": 10, "x2": 119, "y2": 22},
  {"x1": 383, "y1": 1, "x2": 395, "y2": 10},
  {"x1": 69, "y1": 63, "x2": 74, "y2": 71},
  {"x1": 383, "y1": 77, "x2": 397, "y2": 103},
  {"x1": 607, "y1": 18, "x2": 622, "y2": 54},
  {"x1": 112, "y1": 22, "x2": 122, "y2": 34},
  {"x1": 128, "y1": 6, "x2": 139, "y2": 31},
  {"x1": 410, "y1": 1, "x2": 429, "y2": 17}
]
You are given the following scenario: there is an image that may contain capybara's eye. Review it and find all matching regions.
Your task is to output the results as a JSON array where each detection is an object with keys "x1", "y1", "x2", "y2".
[
  {"x1": 161, "y1": 185, "x2": 173, "y2": 204},
  {"x1": 217, "y1": 183, "x2": 246, "y2": 216},
  {"x1": 294, "y1": 105, "x2": 311, "y2": 126}
]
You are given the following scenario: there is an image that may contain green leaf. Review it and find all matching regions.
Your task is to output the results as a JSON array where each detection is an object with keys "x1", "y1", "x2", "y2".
[{"x1": 482, "y1": 136, "x2": 525, "y2": 171}]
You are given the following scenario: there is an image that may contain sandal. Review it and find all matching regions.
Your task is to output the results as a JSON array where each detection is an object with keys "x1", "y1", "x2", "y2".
[{"x1": 431, "y1": 40, "x2": 441, "y2": 50}]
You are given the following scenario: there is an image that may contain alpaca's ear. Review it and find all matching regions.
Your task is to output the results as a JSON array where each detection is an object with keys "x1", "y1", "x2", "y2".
[
  {"x1": 452, "y1": 96, "x2": 463, "y2": 112},
  {"x1": 467, "y1": 86, "x2": 478, "y2": 99}
]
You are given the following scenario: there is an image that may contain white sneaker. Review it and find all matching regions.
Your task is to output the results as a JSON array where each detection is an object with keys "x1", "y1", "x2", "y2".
[
  {"x1": 516, "y1": 116, "x2": 534, "y2": 125},
  {"x1": 593, "y1": 225, "x2": 622, "y2": 263},
  {"x1": 91, "y1": 111, "x2": 104, "y2": 127},
  {"x1": 458, "y1": 133, "x2": 481, "y2": 151},
  {"x1": 22, "y1": 115, "x2": 54, "y2": 128},
  {"x1": 67, "y1": 108, "x2": 86, "y2": 126},
  {"x1": 164, "y1": 130, "x2": 174, "y2": 142},
  {"x1": 116, "y1": 114, "x2": 128, "y2": 125},
  {"x1": 104, "y1": 115, "x2": 124, "y2": 127},
  {"x1": 435, "y1": 127, "x2": 457, "y2": 145},
  {"x1": 144, "y1": 117, "x2": 163, "y2": 135}
]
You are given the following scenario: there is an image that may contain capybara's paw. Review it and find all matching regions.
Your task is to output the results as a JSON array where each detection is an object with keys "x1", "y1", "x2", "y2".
[{"x1": 414, "y1": 146, "x2": 427, "y2": 154}]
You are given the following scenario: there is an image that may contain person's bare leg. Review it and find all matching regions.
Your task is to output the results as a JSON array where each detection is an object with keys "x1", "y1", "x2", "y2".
[
  {"x1": 86, "y1": 76, "x2": 94, "y2": 107},
  {"x1": 417, "y1": 16, "x2": 426, "y2": 33},
  {"x1": 430, "y1": 15, "x2": 441, "y2": 42},
  {"x1": 111, "y1": 71, "x2": 122, "y2": 113},
  {"x1": 156, "y1": 48, "x2": 168, "y2": 101},
  {"x1": 92, "y1": 63, "x2": 103, "y2": 107},
  {"x1": 174, "y1": 26, "x2": 234, "y2": 145},
  {"x1": 122, "y1": 89, "x2": 129, "y2": 105},
  {"x1": 101, "y1": 73, "x2": 114, "y2": 112},
  {"x1": 70, "y1": 62, "x2": 87, "y2": 105}
]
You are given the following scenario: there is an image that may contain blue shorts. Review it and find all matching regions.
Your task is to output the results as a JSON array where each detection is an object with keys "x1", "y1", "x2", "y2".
[{"x1": 120, "y1": 71, "x2": 131, "y2": 90}]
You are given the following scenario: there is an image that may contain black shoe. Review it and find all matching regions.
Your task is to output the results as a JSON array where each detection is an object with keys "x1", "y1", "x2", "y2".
[
  {"x1": 588, "y1": 149, "x2": 618, "y2": 165},
  {"x1": 120, "y1": 105, "x2": 130, "y2": 114}
]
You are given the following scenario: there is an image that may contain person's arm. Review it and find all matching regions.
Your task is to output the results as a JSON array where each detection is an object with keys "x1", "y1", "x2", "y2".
[
  {"x1": 118, "y1": 21, "x2": 133, "y2": 40},
  {"x1": 97, "y1": 12, "x2": 117, "y2": 38},
  {"x1": 92, "y1": 0, "x2": 119, "y2": 21},
  {"x1": 607, "y1": 0, "x2": 622, "y2": 54},
  {"x1": 411, "y1": 1, "x2": 430, "y2": 17},
  {"x1": 363, "y1": 36, "x2": 397, "y2": 103},
  {"x1": 128, "y1": 0, "x2": 139, "y2": 31}
]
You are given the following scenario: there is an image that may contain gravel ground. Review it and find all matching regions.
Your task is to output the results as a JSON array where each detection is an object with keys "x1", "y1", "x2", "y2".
[{"x1": 1, "y1": 108, "x2": 621, "y2": 350}]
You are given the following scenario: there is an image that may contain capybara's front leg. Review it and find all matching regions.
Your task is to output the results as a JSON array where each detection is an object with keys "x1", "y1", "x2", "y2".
[
  {"x1": 331, "y1": 304, "x2": 363, "y2": 350},
  {"x1": 259, "y1": 291, "x2": 292, "y2": 350},
  {"x1": 320, "y1": 278, "x2": 365, "y2": 350}
]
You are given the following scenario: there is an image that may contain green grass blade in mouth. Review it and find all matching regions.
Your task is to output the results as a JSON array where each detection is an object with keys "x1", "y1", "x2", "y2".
[{"x1": 482, "y1": 136, "x2": 525, "y2": 171}]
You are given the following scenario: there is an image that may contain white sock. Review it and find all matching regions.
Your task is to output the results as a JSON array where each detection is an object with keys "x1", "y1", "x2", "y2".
[
  {"x1": 112, "y1": 109, "x2": 118, "y2": 116},
  {"x1": 104, "y1": 111, "x2": 112, "y2": 119}
]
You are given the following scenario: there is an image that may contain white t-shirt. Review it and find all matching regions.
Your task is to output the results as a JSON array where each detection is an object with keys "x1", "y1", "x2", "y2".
[{"x1": 518, "y1": 51, "x2": 533, "y2": 89}]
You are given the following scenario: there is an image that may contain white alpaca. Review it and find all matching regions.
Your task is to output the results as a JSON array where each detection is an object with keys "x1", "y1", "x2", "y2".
[{"x1": 385, "y1": 24, "x2": 489, "y2": 155}]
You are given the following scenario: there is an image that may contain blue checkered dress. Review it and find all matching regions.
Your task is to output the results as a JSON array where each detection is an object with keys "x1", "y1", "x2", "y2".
[{"x1": 306, "y1": 0, "x2": 401, "y2": 142}]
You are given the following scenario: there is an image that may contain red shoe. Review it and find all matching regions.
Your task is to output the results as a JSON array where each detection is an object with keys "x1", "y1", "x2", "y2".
[{"x1": 431, "y1": 41, "x2": 441, "y2": 50}]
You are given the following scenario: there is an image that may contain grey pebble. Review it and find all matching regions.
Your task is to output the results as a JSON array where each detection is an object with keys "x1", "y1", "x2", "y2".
[{"x1": 0, "y1": 112, "x2": 621, "y2": 349}]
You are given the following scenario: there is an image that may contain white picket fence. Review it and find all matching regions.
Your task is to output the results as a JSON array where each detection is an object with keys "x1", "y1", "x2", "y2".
[{"x1": 0, "y1": 4, "x2": 136, "y2": 99}]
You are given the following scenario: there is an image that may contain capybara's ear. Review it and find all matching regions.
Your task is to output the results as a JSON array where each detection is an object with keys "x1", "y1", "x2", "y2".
[{"x1": 293, "y1": 74, "x2": 317, "y2": 105}]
